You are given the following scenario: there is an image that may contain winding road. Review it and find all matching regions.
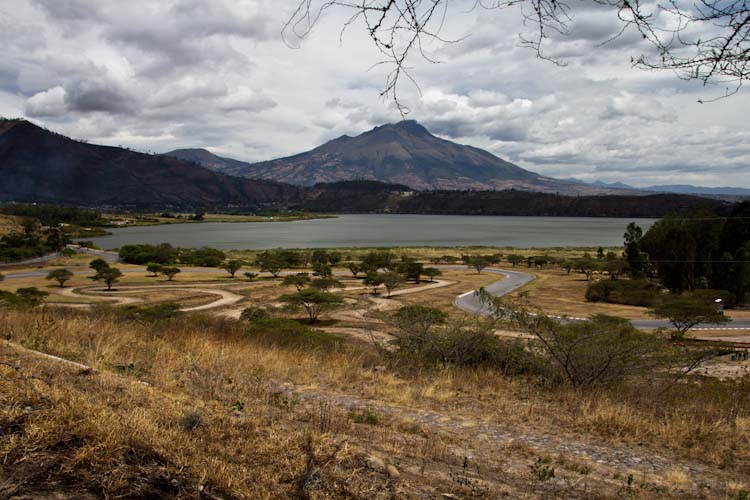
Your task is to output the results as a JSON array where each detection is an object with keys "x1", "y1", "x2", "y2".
[{"x1": 452, "y1": 268, "x2": 750, "y2": 331}]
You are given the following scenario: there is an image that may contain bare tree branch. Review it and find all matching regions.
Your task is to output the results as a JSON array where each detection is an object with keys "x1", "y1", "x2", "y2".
[{"x1": 286, "y1": 0, "x2": 750, "y2": 108}]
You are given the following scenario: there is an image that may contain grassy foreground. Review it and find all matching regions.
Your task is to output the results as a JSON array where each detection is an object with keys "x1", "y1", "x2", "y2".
[{"x1": 2, "y1": 305, "x2": 749, "y2": 499}]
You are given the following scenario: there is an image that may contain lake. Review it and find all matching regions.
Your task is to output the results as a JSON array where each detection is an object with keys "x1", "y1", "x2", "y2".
[{"x1": 89, "y1": 214, "x2": 656, "y2": 250}]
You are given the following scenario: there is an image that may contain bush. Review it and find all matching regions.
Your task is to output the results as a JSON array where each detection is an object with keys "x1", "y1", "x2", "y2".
[
  {"x1": 0, "y1": 287, "x2": 49, "y2": 308},
  {"x1": 179, "y1": 247, "x2": 226, "y2": 267},
  {"x1": 525, "y1": 314, "x2": 666, "y2": 387},
  {"x1": 239, "y1": 307, "x2": 271, "y2": 322},
  {"x1": 119, "y1": 243, "x2": 178, "y2": 265},
  {"x1": 585, "y1": 279, "x2": 662, "y2": 307},
  {"x1": 117, "y1": 302, "x2": 182, "y2": 322},
  {"x1": 389, "y1": 307, "x2": 546, "y2": 375},
  {"x1": 245, "y1": 318, "x2": 342, "y2": 350}
]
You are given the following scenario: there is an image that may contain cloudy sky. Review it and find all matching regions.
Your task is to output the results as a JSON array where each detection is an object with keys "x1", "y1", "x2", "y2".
[{"x1": 1, "y1": 0, "x2": 749, "y2": 188}]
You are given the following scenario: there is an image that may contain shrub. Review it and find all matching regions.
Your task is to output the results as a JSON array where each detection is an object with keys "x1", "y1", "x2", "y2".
[
  {"x1": 585, "y1": 279, "x2": 662, "y2": 307},
  {"x1": 179, "y1": 247, "x2": 226, "y2": 267},
  {"x1": 117, "y1": 302, "x2": 182, "y2": 322},
  {"x1": 0, "y1": 287, "x2": 49, "y2": 308},
  {"x1": 245, "y1": 318, "x2": 341, "y2": 350},
  {"x1": 389, "y1": 307, "x2": 546, "y2": 375},
  {"x1": 239, "y1": 307, "x2": 271, "y2": 322},
  {"x1": 119, "y1": 243, "x2": 178, "y2": 265}
]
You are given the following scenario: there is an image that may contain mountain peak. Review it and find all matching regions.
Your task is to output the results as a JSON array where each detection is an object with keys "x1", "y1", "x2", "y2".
[{"x1": 373, "y1": 119, "x2": 431, "y2": 136}]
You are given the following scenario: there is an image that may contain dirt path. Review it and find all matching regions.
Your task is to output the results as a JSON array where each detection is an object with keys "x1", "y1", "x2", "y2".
[
  {"x1": 269, "y1": 381, "x2": 725, "y2": 495},
  {"x1": 54, "y1": 283, "x2": 245, "y2": 312}
]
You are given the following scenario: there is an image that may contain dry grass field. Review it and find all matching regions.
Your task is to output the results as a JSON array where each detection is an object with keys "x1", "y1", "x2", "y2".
[{"x1": 506, "y1": 267, "x2": 750, "y2": 323}]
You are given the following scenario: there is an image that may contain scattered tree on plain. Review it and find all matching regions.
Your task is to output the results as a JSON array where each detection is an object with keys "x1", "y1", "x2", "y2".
[
  {"x1": 381, "y1": 272, "x2": 403, "y2": 297},
  {"x1": 468, "y1": 256, "x2": 490, "y2": 274},
  {"x1": 283, "y1": 273, "x2": 311, "y2": 291},
  {"x1": 146, "y1": 263, "x2": 163, "y2": 277},
  {"x1": 162, "y1": 267, "x2": 181, "y2": 281},
  {"x1": 423, "y1": 267, "x2": 442, "y2": 282},
  {"x1": 651, "y1": 296, "x2": 730, "y2": 339},
  {"x1": 311, "y1": 277, "x2": 342, "y2": 291},
  {"x1": 279, "y1": 288, "x2": 344, "y2": 323},
  {"x1": 89, "y1": 258, "x2": 110, "y2": 273},
  {"x1": 347, "y1": 262, "x2": 361, "y2": 278},
  {"x1": 46, "y1": 268, "x2": 73, "y2": 287},
  {"x1": 93, "y1": 267, "x2": 123, "y2": 291},
  {"x1": 255, "y1": 250, "x2": 287, "y2": 277},
  {"x1": 363, "y1": 272, "x2": 384, "y2": 294},
  {"x1": 222, "y1": 260, "x2": 243, "y2": 278}
]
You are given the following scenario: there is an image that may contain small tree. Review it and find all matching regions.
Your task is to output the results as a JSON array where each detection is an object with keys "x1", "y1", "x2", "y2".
[
  {"x1": 507, "y1": 254, "x2": 524, "y2": 267},
  {"x1": 89, "y1": 258, "x2": 110, "y2": 273},
  {"x1": 0, "y1": 273, "x2": 4, "y2": 283},
  {"x1": 46, "y1": 268, "x2": 74, "y2": 288},
  {"x1": 280, "y1": 288, "x2": 344, "y2": 323},
  {"x1": 423, "y1": 267, "x2": 442, "y2": 282},
  {"x1": 95, "y1": 267, "x2": 123, "y2": 291},
  {"x1": 243, "y1": 272, "x2": 258, "y2": 281},
  {"x1": 575, "y1": 257, "x2": 600, "y2": 281},
  {"x1": 393, "y1": 305, "x2": 447, "y2": 340},
  {"x1": 2, "y1": 287, "x2": 49, "y2": 308},
  {"x1": 311, "y1": 277, "x2": 342, "y2": 291},
  {"x1": 469, "y1": 256, "x2": 490, "y2": 274},
  {"x1": 222, "y1": 260, "x2": 243, "y2": 278},
  {"x1": 604, "y1": 259, "x2": 628, "y2": 281},
  {"x1": 256, "y1": 251, "x2": 285, "y2": 277},
  {"x1": 146, "y1": 262, "x2": 163, "y2": 277},
  {"x1": 312, "y1": 262, "x2": 333, "y2": 278},
  {"x1": 162, "y1": 267, "x2": 181, "y2": 281},
  {"x1": 398, "y1": 260, "x2": 424, "y2": 283},
  {"x1": 283, "y1": 273, "x2": 310, "y2": 291},
  {"x1": 561, "y1": 260, "x2": 574, "y2": 275},
  {"x1": 381, "y1": 272, "x2": 403, "y2": 297},
  {"x1": 347, "y1": 262, "x2": 361, "y2": 278},
  {"x1": 363, "y1": 272, "x2": 383, "y2": 294},
  {"x1": 651, "y1": 296, "x2": 730, "y2": 339}
]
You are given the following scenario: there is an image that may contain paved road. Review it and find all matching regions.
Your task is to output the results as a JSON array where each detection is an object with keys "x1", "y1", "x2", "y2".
[
  {"x1": 453, "y1": 268, "x2": 534, "y2": 316},
  {"x1": 452, "y1": 267, "x2": 750, "y2": 331}
]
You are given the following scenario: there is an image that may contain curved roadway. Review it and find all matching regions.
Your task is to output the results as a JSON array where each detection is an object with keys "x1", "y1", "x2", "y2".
[{"x1": 453, "y1": 267, "x2": 750, "y2": 331}]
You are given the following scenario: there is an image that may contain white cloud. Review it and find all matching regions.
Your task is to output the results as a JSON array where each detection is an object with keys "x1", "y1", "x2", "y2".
[{"x1": 0, "y1": 0, "x2": 748, "y2": 187}]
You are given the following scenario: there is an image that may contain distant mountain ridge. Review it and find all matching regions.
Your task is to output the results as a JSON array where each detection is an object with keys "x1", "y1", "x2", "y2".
[
  {"x1": 564, "y1": 178, "x2": 750, "y2": 197},
  {"x1": 0, "y1": 119, "x2": 300, "y2": 208},
  {"x1": 0, "y1": 119, "x2": 738, "y2": 218},
  {"x1": 297, "y1": 181, "x2": 733, "y2": 217},
  {"x1": 166, "y1": 121, "x2": 629, "y2": 195}
]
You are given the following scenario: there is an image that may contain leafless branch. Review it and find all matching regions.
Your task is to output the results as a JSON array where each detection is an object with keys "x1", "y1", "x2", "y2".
[{"x1": 287, "y1": 0, "x2": 750, "y2": 108}]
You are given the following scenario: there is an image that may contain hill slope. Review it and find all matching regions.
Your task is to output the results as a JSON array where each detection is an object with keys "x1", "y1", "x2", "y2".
[
  {"x1": 299, "y1": 181, "x2": 733, "y2": 217},
  {"x1": 0, "y1": 119, "x2": 300, "y2": 208},
  {"x1": 167, "y1": 121, "x2": 614, "y2": 194}
]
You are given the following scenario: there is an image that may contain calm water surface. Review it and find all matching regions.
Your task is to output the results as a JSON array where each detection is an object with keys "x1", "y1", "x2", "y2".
[{"x1": 90, "y1": 214, "x2": 656, "y2": 250}]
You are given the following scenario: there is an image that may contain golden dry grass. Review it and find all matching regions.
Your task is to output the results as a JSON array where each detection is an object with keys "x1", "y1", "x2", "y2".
[
  {"x1": 0, "y1": 214, "x2": 24, "y2": 237},
  {"x1": 1, "y1": 305, "x2": 748, "y2": 499}
]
